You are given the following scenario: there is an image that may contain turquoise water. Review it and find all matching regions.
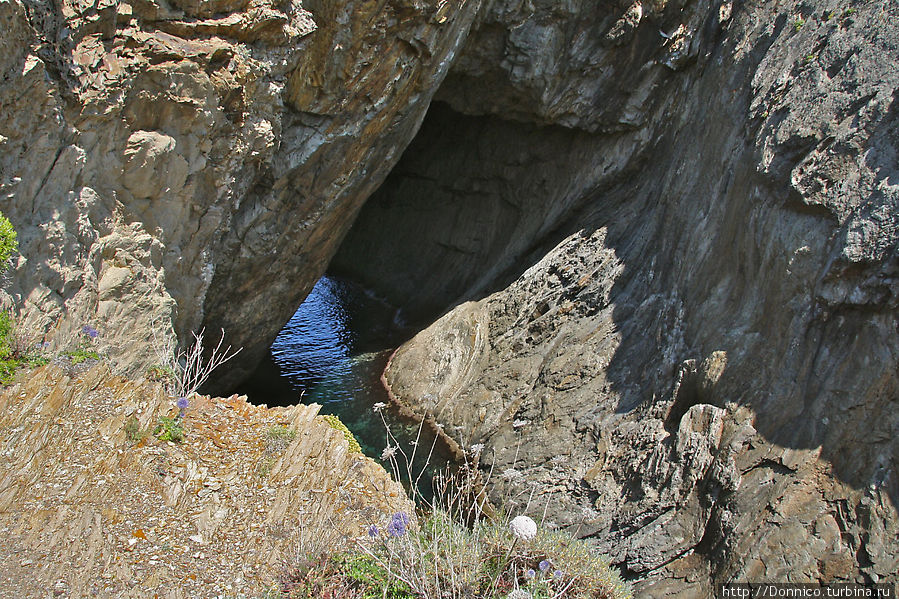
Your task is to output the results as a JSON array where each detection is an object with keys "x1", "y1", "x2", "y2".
[{"x1": 239, "y1": 275, "x2": 452, "y2": 490}]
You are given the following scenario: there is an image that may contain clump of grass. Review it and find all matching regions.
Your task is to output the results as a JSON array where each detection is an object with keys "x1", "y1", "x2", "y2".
[
  {"x1": 0, "y1": 210, "x2": 16, "y2": 267},
  {"x1": 281, "y1": 553, "x2": 415, "y2": 599},
  {"x1": 124, "y1": 415, "x2": 149, "y2": 444},
  {"x1": 0, "y1": 311, "x2": 51, "y2": 384},
  {"x1": 348, "y1": 502, "x2": 629, "y2": 598},
  {"x1": 266, "y1": 425, "x2": 298, "y2": 452},
  {"x1": 66, "y1": 347, "x2": 101, "y2": 364},
  {"x1": 257, "y1": 425, "x2": 298, "y2": 477},
  {"x1": 65, "y1": 325, "x2": 101, "y2": 365},
  {"x1": 154, "y1": 416, "x2": 185, "y2": 442},
  {"x1": 146, "y1": 364, "x2": 176, "y2": 384},
  {"x1": 320, "y1": 414, "x2": 362, "y2": 454},
  {"x1": 284, "y1": 404, "x2": 631, "y2": 599}
]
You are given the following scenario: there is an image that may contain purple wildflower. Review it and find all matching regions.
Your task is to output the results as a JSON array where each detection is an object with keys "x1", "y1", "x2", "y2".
[
  {"x1": 538, "y1": 560, "x2": 551, "y2": 572},
  {"x1": 367, "y1": 525, "x2": 379, "y2": 538},
  {"x1": 386, "y1": 512, "x2": 410, "y2": 537},
  {"x1": 525, "y1": 569, "x2": 536, "y2": 579},
  {"x1": 177, "y1": 397, "x2": 189, "y2": 410},
  {"x1": 553, "y1": 570, "x2": 564, "y2": 581},
  {"x1": 82, "y1": 325, "x2": 99, "y2": 338}
]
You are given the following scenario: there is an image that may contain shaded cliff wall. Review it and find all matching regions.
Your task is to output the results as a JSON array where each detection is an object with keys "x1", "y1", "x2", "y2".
[{"x1": 341, "y1": 0, "x2": 899, "y2": 595}]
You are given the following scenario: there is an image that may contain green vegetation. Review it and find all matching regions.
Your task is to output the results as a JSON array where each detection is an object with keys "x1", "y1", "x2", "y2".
[
  {"x1": 341, "y1": 554, "x2": 416, "y2": 598},
  {"x1": 282, "y1": 506, "x2": 630, "y2": 599},
  {"x1": 124, "y1": 415, "x2": 149, "y2": 444},
  {"x1": 283, "y1": 409, "x2": 631, "y2": 599},
  {"x1": 0, "y1": 213, "x2": 50, "y2": 382},
  {"x1": 281, "y1": 553, "x2": 416, "y2": 599},
  {"x1": 320, "y1": 414, "x2": 362, "y2": 454},
  {"x1": 65, "y1": 346, "x2": 101, "y2": 364},
  {"x1": 257, "y1": 425, "x2": 299, "y2": 477},
  {"x1": 266, "y1": 424, "x2": 297, "y2": 451},
  {"x1": 154, "y1": 416, "x2": 185, "y2": 442},
  {"x1": 0, "y1": 211, "x2": 16, "y2": 267},
  {"x1": 147, "y1": 364, "x2": 176, "y2": 384},
  {"x1": 793, "y1": 17, "x2": 805, "y2": 31}
]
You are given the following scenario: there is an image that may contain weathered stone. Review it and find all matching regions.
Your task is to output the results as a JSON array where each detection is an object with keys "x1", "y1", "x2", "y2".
[
  {"x1": 0, "y1": 363, "x2": 408, "y2": 596},
  {"x1": 2, "y1": 0, "x2": 898, "y2": 594},
  {"x1": 1, "y1": 0, "x2": 484, "y2": 382},
  {"x1": 360, "y1": 0, "x2": 899, "y2": 594}
]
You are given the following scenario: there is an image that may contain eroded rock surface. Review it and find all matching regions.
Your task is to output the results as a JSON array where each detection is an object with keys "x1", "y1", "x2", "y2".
[
  {"x1": 361, "y1": 0, "x2": 899, "y2": 595},
  {"x1": 1, "y1": 0, "x2": 482, "y2": 383},
  {"x1": 3, "y1": 0, "x2": 898, "y2": 594},
  {"x1": 0, "y1": 363, "x2": 408, "y2": 597}
]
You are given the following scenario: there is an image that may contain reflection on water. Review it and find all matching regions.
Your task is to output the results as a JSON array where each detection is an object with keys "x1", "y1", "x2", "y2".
[{"x1": 239, "y1": 276, "x2": 451, "y2": 493}]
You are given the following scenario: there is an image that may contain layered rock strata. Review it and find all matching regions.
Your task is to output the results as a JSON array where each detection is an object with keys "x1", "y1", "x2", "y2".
[
  {"x1": 0, "y1": 362, "x2": 408, "y2": 597},
  {"x1": 2, "y1": 0, "x2": 898, "y2": 594}
]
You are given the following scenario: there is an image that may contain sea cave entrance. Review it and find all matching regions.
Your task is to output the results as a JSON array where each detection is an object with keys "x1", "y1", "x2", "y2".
[{"x1": 235, "y1": 100, "x2": 580, "y2": 492}]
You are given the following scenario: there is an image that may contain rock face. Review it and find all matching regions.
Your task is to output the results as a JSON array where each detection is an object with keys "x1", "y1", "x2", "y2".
[
  {"x1": 3, "y1": 0, "x2": 899, "y2": 595},
  {"x1": 342, "y1": 0, "x2": 899, "y2": 595},
  {"x1": 0, "y1": 0, "x2": 482, "y2": 382},
  {"x1": 0, "y1": 362, "x2": 408, "y2": 596}
]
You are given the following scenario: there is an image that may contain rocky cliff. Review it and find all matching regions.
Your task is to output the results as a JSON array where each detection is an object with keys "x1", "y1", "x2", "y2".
[
  {"x1": 2, "y1": 0, "x2": 898, "y2": 595},
  {"x1": 352, "y1": 1, "x2": 898, "y2": 596},
  {"x1": 0, "y1": 0, "x2": 482, "y2": 383}
]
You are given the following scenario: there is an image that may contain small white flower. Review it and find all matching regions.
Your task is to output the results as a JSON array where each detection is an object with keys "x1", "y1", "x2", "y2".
[
  {"x1": 502, "y1": 468, "x2": 523, "y2": 481},
  {"x1": 470, "y1": 443, "x2": 485, "y2": 455},
  {"x1": 509, "y1": 515, "x2": 537, "y2": 541},
  {"x1": 372, "y1": 402, "x2": 387, "y2": 412},
  {"x1": 512, "y1": 419, "x2": 529, "y2": 429},
  {"x1": 380, "y1": 446, "x2": 397, "y2": 460}
]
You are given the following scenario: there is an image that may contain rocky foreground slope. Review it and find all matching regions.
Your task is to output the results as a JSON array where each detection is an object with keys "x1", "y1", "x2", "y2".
[
  {"x1": 0, "y1": 363, "x2": 407, "y2": 597},
  {"x1": 1, "y1": 0, "x2": 898, "y2": 596}
]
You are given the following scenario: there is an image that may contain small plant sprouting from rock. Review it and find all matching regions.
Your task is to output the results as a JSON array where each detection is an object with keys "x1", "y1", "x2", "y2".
[
  {"x1": 66, "y1": 325, "x2": 101, "y2": 365},
  {"x1": 0, "y1": 215, "x2": 49, "y2": 384},
  {"x1": 257, "y1": 425, "x2": 298, "y2": 477},
  {"x1": 0, "y1": 210, "x2": 16, "y2": 269},
  {"x1": 266, "y1": 425, "x2": 297, "y2": 453},
  {"x1": 124, "y1": 415, "x2": 149, "y2": 444},
  {"x1": 793, "y1": 17, "x2": 805, "y2": 31},
  {"x1": 154, "y1": 396, "x2": 189, "y2": 443},
  {"x1": 154, "y1": 416, "x2": 185, "y2": 443},
  {"x1": 146, "y1": 364, "x2": 176, "y2": 384}
]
